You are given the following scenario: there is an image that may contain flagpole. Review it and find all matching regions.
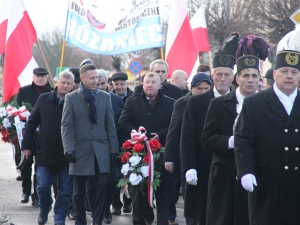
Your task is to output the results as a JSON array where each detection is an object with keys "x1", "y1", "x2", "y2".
[
  {"x1": 208, "y1": 51, "x2": 213, "y2": 71},
  {"x1": 160, "y1": 48, "x2": 164, "y2": 60},
  {"x1": 60, "y1": 40, "x2": 66, "y2": 73},
  {"x1": 36, "y1": 40, "x2": 55, "y2": 87}
]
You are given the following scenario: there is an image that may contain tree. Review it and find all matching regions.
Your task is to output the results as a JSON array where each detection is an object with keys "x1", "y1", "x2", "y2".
[{"x1": 254, "y1": 0, "x2": 299, "y2": 45}]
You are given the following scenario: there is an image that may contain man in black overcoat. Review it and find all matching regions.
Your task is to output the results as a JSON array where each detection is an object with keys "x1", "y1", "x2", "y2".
[
  {"x1": 235, "y1": 50, "x2": 300, "y2": 225},
  {"x1": 117, "y1": 72, "x2": 175, "y2": 225},
  {"x1": 180, "y1": 54, "x2": 235, "y2": 225},
  {"x1": 133, "y1": 59, "x2": 182, "y2": 100},
  {"x1": 163, "y1": 73, "x2": 212, "y2": 224},
  {"x1": 202, "y1": 55, "x2": 260, "y2": 225},
  {"x1": 16, "y1": 67, "x2": 53, "y2": 206}
]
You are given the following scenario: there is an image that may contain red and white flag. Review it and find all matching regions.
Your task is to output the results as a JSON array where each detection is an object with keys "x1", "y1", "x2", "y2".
[
  {"x1": 0, "y1": 0, "x2": 38, "y2": 103},
  {"x1": 165, "y1": 0, "x2": 199, "y2": 78},
  {"x1": 188, "y1": 6, "x2": 211, "y2": 83},
  {"x1": 190, "y1": 6, "x2": 210, "y2": 53}
]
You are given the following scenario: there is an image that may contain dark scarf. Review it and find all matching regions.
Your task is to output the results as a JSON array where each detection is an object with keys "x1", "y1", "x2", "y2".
[
  {"x1": 34, "y1": 81, "x2": 49, "y2": 95},
  {"x1": 81, "y1": 85, "x2": 98, "y2": 123}
]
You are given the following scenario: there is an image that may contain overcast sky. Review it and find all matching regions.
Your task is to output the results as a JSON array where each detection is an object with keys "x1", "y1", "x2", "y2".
[
  {"x1": 24, "y1": 0, "x2": 69, "y2": 36},
  {"x1": 23, "y1": 0, "x2": 172, "y2": 37}
]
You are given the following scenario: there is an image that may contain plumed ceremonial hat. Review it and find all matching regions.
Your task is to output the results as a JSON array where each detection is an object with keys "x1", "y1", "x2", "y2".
[
  {"x1": 111, "y1": 72, "x2": 128, "y2": 81},
  {"x1": 275, "y1": 50, "x2": 300, "y2": 71},
  {"x1": 69, "y1": 67, "x2": 80, "y2": 83},
  {"x1": 33, "y1": 67, "x2": 48, "y2": 75},
  {"x1": 190, "y1": 72, "x2": 212, "y2": 87},
  {"x1": 213, "y1": 32, "x2": 240, "y2": 69}
]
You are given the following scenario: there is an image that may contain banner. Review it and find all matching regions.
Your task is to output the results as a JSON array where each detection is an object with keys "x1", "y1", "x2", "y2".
[{"x1": 64, "y1": 0, "x2": 163, "y2": 55}]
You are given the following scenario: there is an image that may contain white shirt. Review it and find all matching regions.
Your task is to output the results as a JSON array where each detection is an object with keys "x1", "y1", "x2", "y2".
[
  {"x1": 213, "y1": 86, "x2": 230, "y2": 98},
  {"x1": 273, "y1": 83, "x2": 297, "y2": 115},
  {"x1": 235, "y1": 87, "x2": 245, "y2": 115}
]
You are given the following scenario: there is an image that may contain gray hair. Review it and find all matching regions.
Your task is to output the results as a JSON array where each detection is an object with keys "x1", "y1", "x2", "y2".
[
  {"x1": 149, "y1": 59, "x2": 169, "y2": 72},
  {"x1": 97, "y1": 69, "x2": 108, "y2": 82},
  {"x1": 58, "y1": 69, "x2": 74, "y2": 81}
]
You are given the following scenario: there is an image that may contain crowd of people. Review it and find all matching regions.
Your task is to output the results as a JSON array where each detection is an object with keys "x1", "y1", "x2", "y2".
[{"x1": 10, "y1": 31, "x2": 300, "y2": 225}]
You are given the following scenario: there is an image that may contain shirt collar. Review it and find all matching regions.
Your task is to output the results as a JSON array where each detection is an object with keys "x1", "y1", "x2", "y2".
[{"x1": 213, "y1": 86, "x2": 230, "y2": 98}]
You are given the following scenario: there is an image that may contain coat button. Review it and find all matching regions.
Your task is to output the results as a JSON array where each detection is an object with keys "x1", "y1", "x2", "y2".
[
  {"x1": 284, "y1": 166, "x2": 289, "y2": 170},
  {"x1": 296, "y1": 147, "x2": 299, "y2": 152},
  {"x1": 295, "y1": 129, "x2": 299, "y2": 133},
  {"x1": 295, "y1": 167, "x2": 299, "y2": 171},
  {"x1": 285, "y1": 147, "x2": 289, "y2": 151},
  {"x1": 284, "y1": 129, "x2": 288, "y2": 133}
]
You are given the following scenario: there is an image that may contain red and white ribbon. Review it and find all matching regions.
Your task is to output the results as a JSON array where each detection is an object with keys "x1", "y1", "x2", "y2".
[
  {"x1": 145, "y1": 140, "x2": 154, "y2": 208},
  {"x1": 13, "y1": 106, "x2": 30, "y2": 121},
  {"x1": 129, "y1": 126, "x2": 147, "y2": 144}
]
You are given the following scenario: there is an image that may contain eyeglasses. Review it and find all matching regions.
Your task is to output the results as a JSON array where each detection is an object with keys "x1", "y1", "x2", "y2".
[{"x1": 154, "y1": 70, "x2": 166, "y2": 74}]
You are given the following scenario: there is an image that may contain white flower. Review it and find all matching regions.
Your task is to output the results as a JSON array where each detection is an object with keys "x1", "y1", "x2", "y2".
[
  {"x1": 121, "y1": 163, "x2": 130, "y2": 175},
  {"x1": 0, "y1": 107, "x2": 7, "y2": 117},
  {"x1": 129, "y1": 155, "x2": 141, "y2": 167},
  {"x1": 141, "y1": 165, "x2": 149, "y2": 178},
  {"x1": 3, "y1": 118, "x2": 11, "y2": 128},
  {"x1": 129, "y1": 173, "x2": 142, "y2": 186}
]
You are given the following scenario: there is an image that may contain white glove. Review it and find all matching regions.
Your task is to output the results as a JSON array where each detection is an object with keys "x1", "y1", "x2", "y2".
[
  {"x1": 228, "y1": 136, "x2": 234, "y2": 149},
  {"x1": 186, "y1": 169, "x2": 198, "y2": 185},
  {"x1": 241, "y1": 174, "x2": 257, "y2": 192}
]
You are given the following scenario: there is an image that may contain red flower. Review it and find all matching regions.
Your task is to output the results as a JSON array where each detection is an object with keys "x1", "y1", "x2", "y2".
[
  {"x1": 133, "y1": 143, "x2": 144, "y2": 153},
  {"x1": 121, "y1": 152, "x2": 131, "y2": 163},
  {"x1": 148, "y1": 139, "x2": 161, "y2": 152},
  {"x1": 122, "y1": 140, "x2": 132, "y2": 150},
  {"x1": 143, "y1": 153, "x2": 156, "y2": 164},
  {"x1": 143, "y1": 153, "x2": 150, "y2": 164}
]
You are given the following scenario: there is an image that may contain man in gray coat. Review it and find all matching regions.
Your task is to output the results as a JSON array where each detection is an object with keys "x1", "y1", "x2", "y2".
[{"x1": 61, "y1": 64, "x2": 119, "y2": 225}]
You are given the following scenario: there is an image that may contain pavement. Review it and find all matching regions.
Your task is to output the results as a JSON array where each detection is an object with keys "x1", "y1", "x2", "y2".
[{"x1": 0, "y1": 140, "x2": 185, "y2": 225}]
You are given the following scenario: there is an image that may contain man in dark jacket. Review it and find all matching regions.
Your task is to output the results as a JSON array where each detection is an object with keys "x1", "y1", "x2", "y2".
[
  {"x1": 164, "y1": 72, "x2": 212, "y2": 224},
  {"x1": 180, "y1": 54, "x2": 235, "y2": 225},
  {"x1": 133, "y1": 59, "x2": 182, "y2": 100},
  {"x1": 16, "y1": 67, "x2": 53, "y2": 206},
  {"x1": 202, "y1": 55, "x2": 260, "y2": 225},
  {"x1": 111, "y1": 71, "x2": 133, "y2": 106},
  {"x1": 21, "y1": 70, "x2": 74, "y2": 225},
  {"x1": 117, "y1": 72, "x2": 175, "y2": 225},
  {"x1": 235, "y1": 50, "x2": 300, "y2": 225}
]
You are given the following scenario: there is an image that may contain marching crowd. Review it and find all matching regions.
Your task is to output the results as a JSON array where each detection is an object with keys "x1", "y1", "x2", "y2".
[{"x1": 11, "y1": 31, "x2": 300, "y2": 225}]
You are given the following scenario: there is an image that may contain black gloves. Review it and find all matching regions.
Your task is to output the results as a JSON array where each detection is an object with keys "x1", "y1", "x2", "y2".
[{"x1": 65, "y1": 151, "x2": 76, "y2": 163}]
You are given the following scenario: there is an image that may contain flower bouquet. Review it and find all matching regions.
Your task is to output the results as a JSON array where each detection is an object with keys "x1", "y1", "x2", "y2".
[
  {"x1": 117, "y1": 127, "x2": 164, "y2": 207},
  {"x1": 0, "y1": 100, "x2": 32, "y2": 168}
]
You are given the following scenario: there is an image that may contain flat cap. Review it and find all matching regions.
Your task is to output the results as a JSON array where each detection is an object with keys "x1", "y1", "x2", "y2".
[
  {"x1": 80, "y1": 58, "x2": 93, "y2": 68},
  {"x1": 33, "y1": 67, "x2": 48, "y2": 75},
  {"x1": 69, "y1": 67, "x2": 80, "y2": 83},
  {"x1": 111, "y1": 72, "x2": 128, "y2": 81}
]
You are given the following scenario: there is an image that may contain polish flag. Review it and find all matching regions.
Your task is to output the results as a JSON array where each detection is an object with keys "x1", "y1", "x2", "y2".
[
  {"x1": 165, "y1": 0, "x2": 199, "y2": 78},
  {"x1": 190, "y1": 6, "x2": 210, "y2": 52},
  {"x1": 188, "y1": 6, "x2": 211, "y2": 83},
  {"x1": 0, "y1": 0, "x2": 38, "y2": 103}
]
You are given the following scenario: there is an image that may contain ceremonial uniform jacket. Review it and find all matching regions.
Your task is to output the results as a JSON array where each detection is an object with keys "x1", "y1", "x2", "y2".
[
  {"x1": 180, "y1": 87, "x2": 214, "y2": 224},
  {"x1": 235, "y1": 88, "x2": 300, "y2": 225},
  {"x1": 202, "y1": 90, "x2": 249, "y2": 225}
]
